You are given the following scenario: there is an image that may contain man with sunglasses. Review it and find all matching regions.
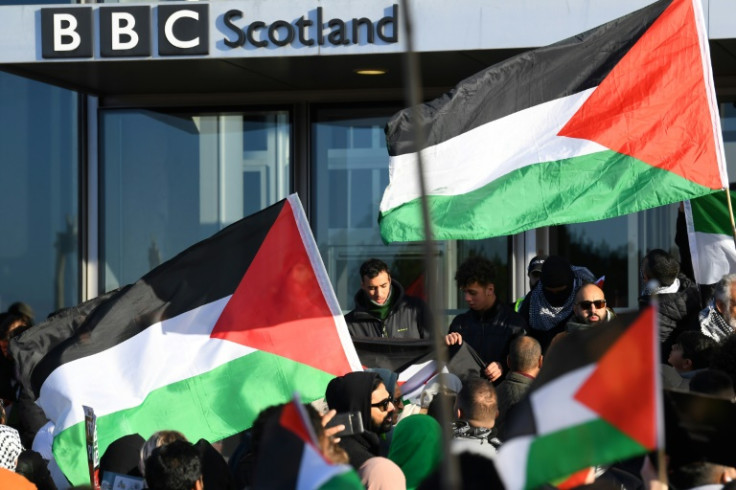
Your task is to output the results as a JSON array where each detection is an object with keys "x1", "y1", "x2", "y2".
[
  {"x1": 570, "y1": 283, "x2": 614, "y2": 328},
  {"x1": 325, "y1": 372, "x2": 396, "y2": 470}
]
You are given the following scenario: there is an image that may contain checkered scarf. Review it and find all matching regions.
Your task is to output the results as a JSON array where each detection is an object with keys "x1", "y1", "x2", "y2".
[
  {"x1": 0, "y1": 425, "x2": 23, "y2": 471},
  {"x1": 529, "y1": 267, "x2": 594, "y2": 332}
]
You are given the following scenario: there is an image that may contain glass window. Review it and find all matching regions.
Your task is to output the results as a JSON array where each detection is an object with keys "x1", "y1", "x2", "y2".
[
  {"x1": 721, "y1": 103, "x2": 736, "y2": 182},
  {"x1": 100, "y1": 110, "x2": 290, "y2": 291},
  {"x1": 553, "y1": 200, "x2": 678, "y2": 310},
  {"x1": 311, "y1": 105, "x2": 510, "y2": 319},
  {"x1": 0, "y1": 73, "x2": 79, "y2": 319}
]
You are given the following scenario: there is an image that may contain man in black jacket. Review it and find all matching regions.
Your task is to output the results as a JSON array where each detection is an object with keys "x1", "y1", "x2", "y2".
[
  {"x1": 639, "y1": 248, "x2": 700, "y2": 359},
  {"x1": 344, "y1": 258, "x2": 430, "y2": 339},
  {"x1": 445, "y1": 256, "x2": 527, "y2": 382},
  {"x1": 325, "y1": 371, "x2": 395, "y2": 470}
]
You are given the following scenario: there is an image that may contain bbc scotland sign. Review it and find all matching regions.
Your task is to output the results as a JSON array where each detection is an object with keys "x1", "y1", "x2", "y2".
[{"x1": 40, "y1": 4, "x2": 399, "y2": 59}]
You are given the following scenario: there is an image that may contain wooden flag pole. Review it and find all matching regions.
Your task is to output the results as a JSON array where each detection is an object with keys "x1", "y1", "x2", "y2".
[
  {"x1": 657, "y1": 448, "x2": 668, "y2": 488},
  {"x1": 724, "y1": 187, "x2": 736, "y2": 246},
  {"x1": 399, "y1": 1, "x2": 460, "y2": 488}
]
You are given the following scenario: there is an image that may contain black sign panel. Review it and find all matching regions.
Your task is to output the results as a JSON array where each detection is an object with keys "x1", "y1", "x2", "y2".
[
  {"x1": 157, "y1": 4, "x2": 209, "y2": 56},
  {"x1": 100, "y1": 6, "x2": 151, "y2": 58},
  {"x1": 41, "y1": 8, "x2": 93, "y2": 59}
]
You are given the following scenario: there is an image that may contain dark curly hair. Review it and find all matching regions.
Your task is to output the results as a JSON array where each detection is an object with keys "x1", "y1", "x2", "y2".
[{"x1": 455, "y1": 256, "x2": 495, "y2": 288}]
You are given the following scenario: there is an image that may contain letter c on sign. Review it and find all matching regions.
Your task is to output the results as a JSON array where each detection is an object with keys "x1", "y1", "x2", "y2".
[{"x1": 164, "y1": 10, "x2": 199, "y2": 49}]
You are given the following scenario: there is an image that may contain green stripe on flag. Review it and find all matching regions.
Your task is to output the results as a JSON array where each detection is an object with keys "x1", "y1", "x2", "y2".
[
  {"x1": 379, "y1": 150, "x2": 714, "y2": 242},
  {"x1": 53, "y1": 351, "x2": 334, "y2": 486},
  {"x1": 690, "y1": 191, "x2": 735, "y2": 235},
  {"x1": 525, "y1": 418, "x2": 647, "y2": 489}
]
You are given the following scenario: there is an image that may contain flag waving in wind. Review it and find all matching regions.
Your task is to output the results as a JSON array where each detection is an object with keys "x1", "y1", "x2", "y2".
[
  {"x1": 11, "y1": 195, "x2": 362, "y2": 486},
  {"x1": 379, "y1": 0, "x2": 728, "y2": 243},
  {"x1": 684, "y1": 190, "x2": 736, "y2": 285},
  {"x1": 495, "y1": 308, "x2": 663, "y2": 489}
]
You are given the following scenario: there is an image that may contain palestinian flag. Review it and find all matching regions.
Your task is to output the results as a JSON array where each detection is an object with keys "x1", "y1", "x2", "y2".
[
  {"x1": 379, "y1": 0, "x2": 728, "y2": 243},
  {"x1": 10, "y1": 195, "x2": 362, "y2": 486},
  {"x1": 495, "y1": 308, "x2": 663, "y2": 490},
  {"x1": 684, "y1": 190, "x2": 736, "y2": 285},
  {"x1": 252, "y1": 396, "x2": 363, "y2": 489}
]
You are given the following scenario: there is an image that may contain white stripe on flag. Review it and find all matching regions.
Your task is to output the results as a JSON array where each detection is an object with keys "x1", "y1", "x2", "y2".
[
  {"x1": 379, "y1": 87, "x2": 605, "y2": 212},
  {"x1": 495, "y1": 435, "x2": 533, "y2": 490},
  {"x1": 38, "y1": 296, "x2": 255, "y2": 433},
  {"x1": 296, "y1": 443, "x2": 352, "y2": 490},
  {"x1": 530, "y1": 364, "x2": 597, "y2": 435}
]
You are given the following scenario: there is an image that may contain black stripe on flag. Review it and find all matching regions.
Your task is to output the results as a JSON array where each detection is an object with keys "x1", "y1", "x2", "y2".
[
  {"x1": 386, "y1": 0, "x2": 671, "y2": 156},
  {"x1": 13, "y1": 199, "x2": 287, "y2": 398}
]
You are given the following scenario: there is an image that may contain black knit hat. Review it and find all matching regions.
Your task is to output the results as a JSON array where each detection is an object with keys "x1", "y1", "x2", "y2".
[{"x1": 541, "y1": 256, "x2": 574, "y2": 289}]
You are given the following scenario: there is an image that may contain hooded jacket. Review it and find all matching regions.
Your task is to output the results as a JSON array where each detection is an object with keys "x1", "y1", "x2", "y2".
[
  {"x1": 639, "y1": 273, "x2": 700, "y2": 358},
  {"x1": 345, "y1": 280, "x2": 431, "y2": 339},
  {"x1": 325, "y1": 372, "x2": 384, "y2": 470}
]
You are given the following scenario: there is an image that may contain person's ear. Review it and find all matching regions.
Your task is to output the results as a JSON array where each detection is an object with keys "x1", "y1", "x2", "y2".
[
  {"x1": 194, "y1": 476, "x2": 204, "y2": 490},
  {"x1": 682, "y1": 358, "x2": 693, "y2": 371},
  {"x1": 716, "y1": 300, "x2": 726, "y2": 315},
  {"x1": 538, "y1": 355, "x2": 544, "y2": 369}
]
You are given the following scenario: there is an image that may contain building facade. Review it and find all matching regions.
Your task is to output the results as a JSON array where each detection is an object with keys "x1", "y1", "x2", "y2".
[{"x1": 2, "y1": 0, "x2": 736, "y2": 321}]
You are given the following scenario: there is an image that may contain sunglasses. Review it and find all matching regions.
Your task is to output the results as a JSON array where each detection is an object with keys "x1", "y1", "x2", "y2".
[
  {"x1": 577, "y1": 300, "x2": 606, "y2": 310},
  {"x1": 370, "y1": 397, "x2": 394, "y2": 411}
]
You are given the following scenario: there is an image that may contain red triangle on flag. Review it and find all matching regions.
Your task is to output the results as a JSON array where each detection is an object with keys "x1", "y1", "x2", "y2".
[
  {"x1": 210, "y1": 200, "x2": 352, "y2": 377},
  {"x1": 558, "y1": 0, "x2": 722, "y2": 190},
  {"x1": 574, "y1": 307, "x2": 658, "y2": 450},
  {"x1": 279, "y1": 401, "x2": 321, "y2": 452}
]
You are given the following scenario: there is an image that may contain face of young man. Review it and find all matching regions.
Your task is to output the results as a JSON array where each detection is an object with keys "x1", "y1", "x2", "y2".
[
  {"x1": 361, "y1": 271, "x2": 392, "y2": 305},
  {"x1": 461, "y1": 281, "x2": 496, "y2": 312},
  {"x1": 369, "y1": 383, "x2": 395, "y2": 433},
  {"x1": 573, "y1": 285, "x2": 607, "y2": 325},
  {"x1": 667, "y1": 343, "x2": 689, "y2": 372}
]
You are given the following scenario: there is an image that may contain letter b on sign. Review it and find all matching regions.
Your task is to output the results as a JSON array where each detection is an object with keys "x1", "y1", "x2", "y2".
[
  {"x1": 100, "y1": 6, "x2": 151, "y2": 57},
  {"x1": 41, "y1": 7, "x2": 92, "y2": 58}
]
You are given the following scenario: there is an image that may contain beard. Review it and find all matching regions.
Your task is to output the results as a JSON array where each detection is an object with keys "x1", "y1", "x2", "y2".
[
  {"x1": 372, "y1": 413, "x2": 394, "y2": 434},
  {"x1": 727, "y1": 312, "x2": 736, "y2": 331}
]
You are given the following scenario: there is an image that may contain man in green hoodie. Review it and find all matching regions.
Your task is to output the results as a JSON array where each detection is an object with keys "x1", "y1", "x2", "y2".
[{"x1": 345, "y1": 258, "x2": 431, "y2": 339}]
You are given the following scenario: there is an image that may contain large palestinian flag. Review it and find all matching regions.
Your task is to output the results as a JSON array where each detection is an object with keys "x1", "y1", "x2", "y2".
[
  {"x1": 684, "y1": 190, "x2": 736, "y2": 285},
  {"x1": 495, "y1": 308, "x2": 662, "y2": 489},
  {"x1": 10, "y1": 195, "x2": 362, "y2": 486},
  {"x1": 379, "y1": 0, "x2": 728, "y2": 243}
]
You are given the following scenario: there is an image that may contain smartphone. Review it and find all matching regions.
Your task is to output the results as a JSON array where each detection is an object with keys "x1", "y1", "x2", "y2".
[{"x1": 325, "y1": 411, "x2": 364, "y2": 437}]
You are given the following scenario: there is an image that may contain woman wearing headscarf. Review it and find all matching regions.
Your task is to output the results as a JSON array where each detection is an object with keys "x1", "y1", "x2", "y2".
[
  {"x1": 387, "y1": 415, "x2": 442, "y2": 490},
  {"x1": 359, "y1": 457, "x2": 406, "y2": 490}
]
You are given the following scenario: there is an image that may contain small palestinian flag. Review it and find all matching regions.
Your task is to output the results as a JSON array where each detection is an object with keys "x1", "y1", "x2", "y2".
[
  {"x1": 252, "y1": 396, "x2": 363, "y2": 490},
  {"x1": 11, "y1": 195, "x2": 362, "y2": 486},
  {"x1": 495, "y1": 308, "x2": 663, "y2": 489},
  {"x1": 379, "y1": 0, "x2": 728, "y2": 243},
  {"x1": 685, "y1": 190, "x2": 736, "y2": 285}
]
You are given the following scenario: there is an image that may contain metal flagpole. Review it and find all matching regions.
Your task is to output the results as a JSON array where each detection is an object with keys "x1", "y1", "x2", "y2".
[
  {"x1": 724, "y1": 188, "x2": 736, "y2": 246},
  {"x1": 397, "y1": 1, "x2": 460, "y2": 488}
]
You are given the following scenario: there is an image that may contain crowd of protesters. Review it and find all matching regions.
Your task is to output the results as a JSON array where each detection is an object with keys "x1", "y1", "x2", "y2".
[{"x1": 3, "y1": 216, "x2": 736, "y2": 489}]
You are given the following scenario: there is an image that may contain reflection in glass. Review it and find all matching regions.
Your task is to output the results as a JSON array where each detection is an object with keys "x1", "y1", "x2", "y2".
[
  {"x1": 311, "y1": 106, "x2": 510, "y2": 319},
  {"x1": 101, "y1": 110, "x2": 290, "y2": 291},
  {"x1": 0, "y1": 73, "x2": 78, "y2": 318}
]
